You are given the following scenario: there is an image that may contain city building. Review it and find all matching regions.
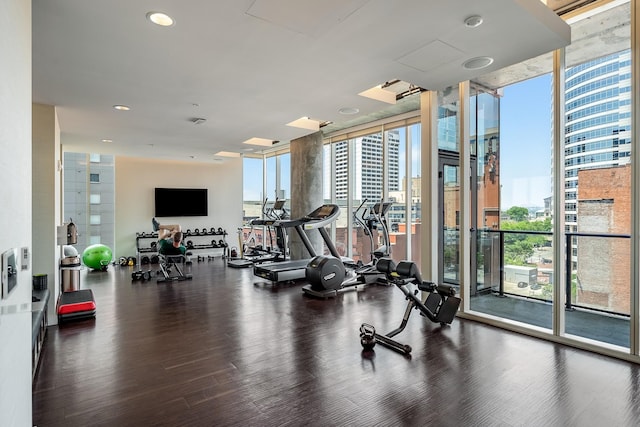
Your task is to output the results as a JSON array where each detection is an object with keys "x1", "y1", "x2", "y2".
[{"x1": 564, "y1": 50, "x2": 632, "y2": 232}]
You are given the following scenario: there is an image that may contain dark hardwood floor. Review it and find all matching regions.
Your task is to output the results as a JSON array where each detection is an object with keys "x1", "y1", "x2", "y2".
[{"x1": 33, "y1": 260, "x2": 640, "y2": 426}]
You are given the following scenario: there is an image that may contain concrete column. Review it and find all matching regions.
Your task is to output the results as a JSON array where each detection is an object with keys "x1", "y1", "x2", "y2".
[{"x1": 289, "y1": 131, "x2": 323, "y2": 259}]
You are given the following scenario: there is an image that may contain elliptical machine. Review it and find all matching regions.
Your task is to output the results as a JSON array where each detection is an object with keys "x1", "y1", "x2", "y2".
[
  {"x1": 352, "y1": 198, "x2": 392, "y2": 281},
  {"x1": 302, "y1": 198, "x2": 393, "y2": 298}
]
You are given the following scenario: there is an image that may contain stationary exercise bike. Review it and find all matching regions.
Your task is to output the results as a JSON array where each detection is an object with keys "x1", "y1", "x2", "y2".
[{"x1": 359, "y1": 258, "x2": 461, "y2": 355}]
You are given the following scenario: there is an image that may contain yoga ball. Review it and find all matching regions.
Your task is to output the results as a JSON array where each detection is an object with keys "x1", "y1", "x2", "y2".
[{"x1": 82, "y1": 244, "x2": 113, "y2": 270}]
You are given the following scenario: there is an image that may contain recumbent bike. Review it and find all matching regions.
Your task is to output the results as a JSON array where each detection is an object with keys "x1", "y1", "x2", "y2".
[{"x1": 359, "y1": 258, "x2": 461, "y2": 355}]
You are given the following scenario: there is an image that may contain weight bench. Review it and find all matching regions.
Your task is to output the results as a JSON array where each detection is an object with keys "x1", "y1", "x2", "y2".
[
  {"x1": 359, "y1": 258, "x2": 461, "y2": 355},
  {"x1": 157, "y1": 254, "x2": 192, "y2": 283}
]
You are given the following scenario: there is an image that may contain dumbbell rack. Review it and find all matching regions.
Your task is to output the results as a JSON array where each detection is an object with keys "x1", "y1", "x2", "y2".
[
  {"x1": 135, "y1": 228, "x2": 229, "y2": 265},
  {"x1": 182, "y1": 227, "x2": 228, "y2": 261},
  {"x1": 135, "y1": 232, "x2": 159, "y2": 266}
]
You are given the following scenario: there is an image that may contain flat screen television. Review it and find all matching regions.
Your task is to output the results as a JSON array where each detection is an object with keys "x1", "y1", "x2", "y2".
[{"x1": 155, "y1": 188, "x2": 208, "y2": 217}]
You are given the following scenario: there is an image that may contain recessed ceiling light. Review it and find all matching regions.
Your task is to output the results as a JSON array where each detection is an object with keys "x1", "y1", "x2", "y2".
[
  {"x1": 462, "y1": 56, "x2": 494, "y2": 70},
  {"x1": 101, "y1": 139, "x2": 112, "y2": 143},
  {"x1": 113, "y1": 105, "x2": 130, "y2": 111},
  {"x1": 338, "y1": 107, "x2": 359, "y2": 115},
  {"x1": 215, "y1": 151, "x2": 241, "y2": 158},
  {"x1": 464, "y1": 15, "x2": 483, "y2": 28},
  {"x1": 146, "y1": 12, "x2": 174, "y2": 27},
  {"x1": 243, "y1": 137, "x2": 274, "y2": 147},
  {"x1": 359, "y1": 85, "x2": 397, "y2": 104},
  {"x1": 286, "y1": 117, "x2": 320, "y2": 131}
]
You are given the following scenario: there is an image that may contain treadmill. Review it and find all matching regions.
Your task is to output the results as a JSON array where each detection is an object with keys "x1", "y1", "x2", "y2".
[
  {"x1": 253, "y1": 204, "x2": 341, "y2": 283},
  {"x1": 228, "y1": 199, "x2": 289, "y2": 268}
]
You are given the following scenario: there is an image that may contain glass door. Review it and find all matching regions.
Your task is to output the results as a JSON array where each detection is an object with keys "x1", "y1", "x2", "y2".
[
  {"x1": 438, "y1": 152, "x2": 476, "y2": 288},
  {"x1": 439, "y1": 157, "x2": 460, "y2": 285}
]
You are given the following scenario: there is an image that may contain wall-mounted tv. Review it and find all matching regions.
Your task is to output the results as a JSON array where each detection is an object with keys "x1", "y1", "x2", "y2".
[{"x1": 155, "y1": 188, "x2": 208, "y2": 217}]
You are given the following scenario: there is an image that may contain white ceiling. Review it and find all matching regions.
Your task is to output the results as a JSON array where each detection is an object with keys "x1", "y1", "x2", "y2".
[{"x1": 32, "y1": 0, "x2": 570, "y2": 163}]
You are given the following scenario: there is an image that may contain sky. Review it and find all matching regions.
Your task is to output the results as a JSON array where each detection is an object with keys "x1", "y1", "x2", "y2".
[{"x1": 499, "y1": 74, "x2": 553, "y2": 209}]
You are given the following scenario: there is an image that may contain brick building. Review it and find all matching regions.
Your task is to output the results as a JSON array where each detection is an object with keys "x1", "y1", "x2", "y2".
[{"x1": 576, "y1": 164, "x2": 631, "y2": 314}]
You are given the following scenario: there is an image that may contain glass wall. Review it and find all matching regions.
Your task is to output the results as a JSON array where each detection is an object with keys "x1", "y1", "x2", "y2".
[
  {"x1": 472, "y1": 90, "x2": 500, "y2": 295},
  {"x1": 409, "y1": 123, "x2": 422, "y2": 264},
  {"x1": 466, "y1": 0, "x2": 633, "y2": 350},
  {"x1": 352, "y1": 132, "x2": 384, "y2": 263},
  {"x1": 63, "y1": 152, "x2": 115, "y2": 256},
  {"x1": 333, "y1": 139, "x2": 350, "y2": 258},
  {"x1": 386, "y1": 127, "x2": 407, "y2": 263},
  {"x1": 562, "y1": 1, "x2": 631, "y2": 348},
  {"x1": 242, "y1": 156, "x2": 266, "y2": 255},
  {"x1": 438, "y1": 86, "x2": 462, "y2": 286},
  {"x1": 327, "y1": 123, "x2": 421, "y2": 264},
  {"x1": 469, "y1": 68, "x2": 554, "y2": 330}
]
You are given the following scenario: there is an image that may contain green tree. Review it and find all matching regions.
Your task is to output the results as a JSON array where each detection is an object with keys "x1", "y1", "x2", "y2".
[{"x1": 506, "y1": 206, "x2": 529, "y2": 221}]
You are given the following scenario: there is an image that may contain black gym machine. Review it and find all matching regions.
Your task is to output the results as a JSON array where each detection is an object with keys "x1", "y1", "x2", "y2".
[
  {"x1": 302, "y1": 199, "x2": 393, "y2": 298},
  {"x1": 359, "y1": 258, "x2": 461, "y2": 355},
  {"x1": 228, "y1": 198, "x2": 289, "y2": 268}
]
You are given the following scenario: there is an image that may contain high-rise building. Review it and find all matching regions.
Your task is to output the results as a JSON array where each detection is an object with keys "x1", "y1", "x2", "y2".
[
  {"x1": 63, "y1": 153, "x2": 116, "y2": 256},
  {"x1": 334, "y1": 131, "x2": 400, "y2": 201},
  {"x1": 563, "y1": 50, "x2": 631, "y2": 232}
]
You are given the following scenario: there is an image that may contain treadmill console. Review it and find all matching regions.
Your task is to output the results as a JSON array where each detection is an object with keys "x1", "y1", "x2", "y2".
[
  {"x1": 307, "y1": 204, "x2": 338, "y2": 219},
  {"x1": 273, "y1": 199, "x2": 286, "y2": 210}
]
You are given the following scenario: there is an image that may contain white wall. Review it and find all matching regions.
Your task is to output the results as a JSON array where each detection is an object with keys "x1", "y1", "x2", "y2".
[
  {"x1": 0, "y1": 0, "x2": 33, "y2": 425},
  {"x1": 32, "y1": 103, "x2": 61, "y2": 324},
  {"x1": 115, "y1": 156, "x2": 243, "y2": 259}
]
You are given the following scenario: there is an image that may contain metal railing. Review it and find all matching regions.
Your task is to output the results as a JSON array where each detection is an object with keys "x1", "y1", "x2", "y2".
[{"x1": 480, "y1": 229, "x2": 631, "y2": 318}]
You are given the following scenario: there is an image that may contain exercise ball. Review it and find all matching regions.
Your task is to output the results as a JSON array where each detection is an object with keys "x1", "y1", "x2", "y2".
[{"x1": 82, "y1": 244, "x2": 113, "y2": 270}]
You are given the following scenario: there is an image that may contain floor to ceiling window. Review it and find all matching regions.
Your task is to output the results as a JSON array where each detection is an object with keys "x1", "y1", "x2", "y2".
[
  {"x1": 465, "y1": 0, "x2": 633, "y2": 352},
  {"x1": 386, "y1": 126, "x2": 408, "y2": 264},
  {"x1": 242, "y1": 156, "x2": 266, "y2": 255},
  {"x1": 469, "y1": 70, "x2": 555, "y2": 331},
  {"x1": 562, "y1": 0, "x2": 631, "y2": 348},
  {"x1": 63, "y1": 152, "x2": 115, "y2": 256}
]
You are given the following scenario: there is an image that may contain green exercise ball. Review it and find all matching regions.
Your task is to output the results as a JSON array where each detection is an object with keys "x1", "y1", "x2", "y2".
[{"x1": 82, "y1": 244, "x2": 113, "y2": 270}]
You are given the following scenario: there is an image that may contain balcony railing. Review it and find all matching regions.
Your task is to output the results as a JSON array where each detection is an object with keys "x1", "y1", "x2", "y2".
[{"x1": 479, "y1": 229, "x2": 631, "y2": 318}]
